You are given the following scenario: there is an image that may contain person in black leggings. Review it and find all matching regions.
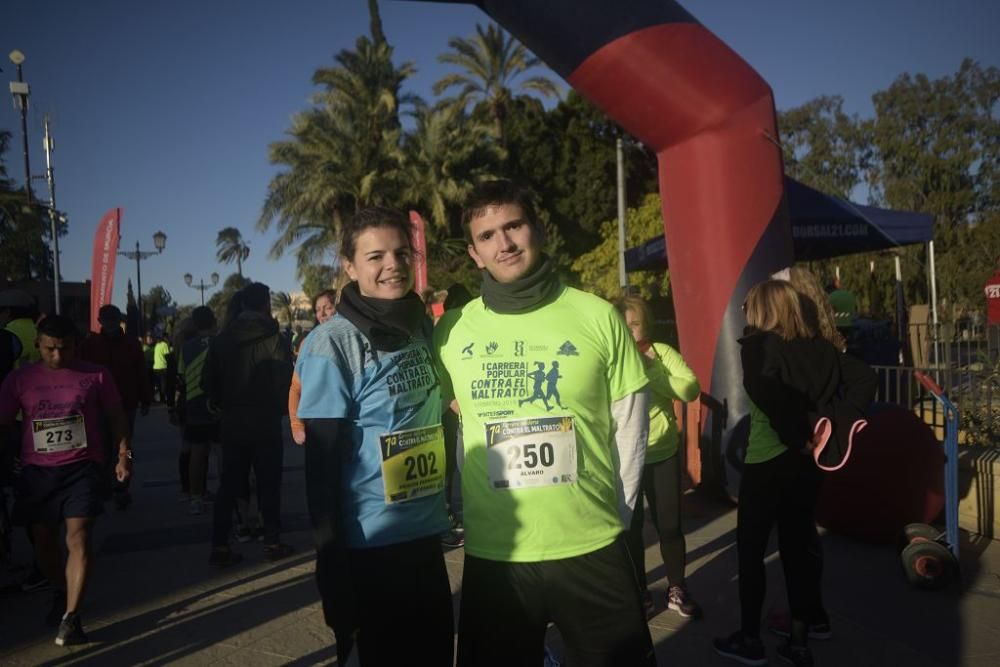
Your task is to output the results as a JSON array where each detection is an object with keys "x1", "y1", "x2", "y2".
[
  {"x1": 618, "y1": 296, "x2": 702, "y2": 619},
  {"x1": 714, "y1": 280, "x2": 846, "y2": 667}
]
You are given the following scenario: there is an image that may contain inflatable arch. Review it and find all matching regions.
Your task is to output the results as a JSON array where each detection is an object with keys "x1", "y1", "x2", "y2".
[{"x1": 419, "y1": 0, "x2": 794, "y2": 497}]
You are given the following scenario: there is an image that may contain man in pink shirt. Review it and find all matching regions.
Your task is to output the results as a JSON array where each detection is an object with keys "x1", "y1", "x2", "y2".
[{"x1": 0, "y1": 315, "x2": 132, "y2": 647}]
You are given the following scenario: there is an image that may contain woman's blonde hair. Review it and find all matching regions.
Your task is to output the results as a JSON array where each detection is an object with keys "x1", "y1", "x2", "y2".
[
  {"x1": 788, "y1": 266, "x2": 846, "y2": 350},
  {"x1": 616, "y1": 295, "x2": 654, "y2": 340},
  {"x1": 743, "y1": 279, "x2": 816, "y2": 340}
]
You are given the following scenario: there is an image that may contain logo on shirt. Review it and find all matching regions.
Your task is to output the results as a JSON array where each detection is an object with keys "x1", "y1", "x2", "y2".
[
  {"x1": 514, "y1": 340, "x2": 524, "y2": 357},
  {"x1": 518, "y1": 361, "x2": 566, "y2": 412},
  {"x1": 556, "y1": 340, "x2": 579, "y2": 356},
  {"x1": 485, "y1": 341, "x2": 499, "y2": 355},
  {"x1": 462, "y1": 342, "x2": 475, "y2": 358}
]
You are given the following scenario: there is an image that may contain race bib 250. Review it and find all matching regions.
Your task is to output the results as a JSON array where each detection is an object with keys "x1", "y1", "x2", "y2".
[{"x1": 485, "y1": 415, "x2": 577, "y2": 490}]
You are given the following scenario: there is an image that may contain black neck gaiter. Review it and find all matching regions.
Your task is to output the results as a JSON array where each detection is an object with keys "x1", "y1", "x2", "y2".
[
  {"x1": 480, "y1": 255, "x2": 563, "y2": 314},
  {"x1": 336, "y1": 281, "x2": 427, "y2": 352}
]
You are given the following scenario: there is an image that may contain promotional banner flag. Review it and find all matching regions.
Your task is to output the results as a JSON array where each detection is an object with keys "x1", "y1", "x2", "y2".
[
  {"x1": 90, "y1": 208, "x2": 122, "y2": 332},
  {"x1": 409, "y1": 210, "x2": 429, "y2": 296}
]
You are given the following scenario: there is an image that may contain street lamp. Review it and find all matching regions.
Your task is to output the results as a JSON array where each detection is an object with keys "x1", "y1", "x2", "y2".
[
  {"x1": 118, "y1": 231, "x2": 167, "y2": 338},
  {"x1": 8, "y1": 49, "x2": 31, "y2": 206},
  {"x1": 183, "y1": 272, "x2": 220, "y2": 306}
]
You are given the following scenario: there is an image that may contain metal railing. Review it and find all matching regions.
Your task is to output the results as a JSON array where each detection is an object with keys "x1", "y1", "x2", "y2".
[
  {"x1": 872, "y1": 362, "x2": 999, "y2": 446},
  {"x1": 904, "y1": 322, "x2": 999, "y2": 370}
]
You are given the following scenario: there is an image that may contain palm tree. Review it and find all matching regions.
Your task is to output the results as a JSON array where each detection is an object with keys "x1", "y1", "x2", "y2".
[
  {"x1": 270, "y1": 290, "x2": 295, "y2": 327},
  {"x1": 258, "y1": 25, "x2": 415, "y2": 278},
  {"x1": 401, "y1": 101, "x2": 501, "y2": 235},
  {"x1": 434, "y1": 22, "x2": 560, "y2": 145},
  {"x1": 216, "y1": 227, "x2": 250, "y2": 278}
]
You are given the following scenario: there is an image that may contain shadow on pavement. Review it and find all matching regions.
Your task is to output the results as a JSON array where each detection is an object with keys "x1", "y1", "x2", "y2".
[{"x1": 35, "y1": 555, "x2": 322, "y2": 666}]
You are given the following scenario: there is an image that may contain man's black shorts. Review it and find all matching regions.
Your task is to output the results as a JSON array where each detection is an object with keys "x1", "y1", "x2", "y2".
[
  {"x1": 457, "y1": 535, "x2": 655, "y2": 667},
  {"x1": 12, "y1": 460, "x2": 107, "y2": 526}
]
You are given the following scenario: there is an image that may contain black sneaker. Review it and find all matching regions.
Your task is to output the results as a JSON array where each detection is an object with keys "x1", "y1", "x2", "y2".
[
  {"x1": 263, "y1": 542, "x2": 295, "y2": 562},
  {"x1": 441, "y1": 529, "x2": 465, "y2": 549},
  {"x1": 667, "y1": 584, "x2": 702, "y2": 619},
  {"x1": 45, "y1": 590, "x2": 67, "y2": 627},
  {"x1": 713, "y1": 632, "x2": 767, "y2": 666},
  {"x1": 768, "y1": 611, "x2": 833, "y2": 640},
  {"x1": 777, "y1": 643, "x2": 814, "y2": 667},
  {"x1": 54, "y1": 612, "x2": 88, "y2": 646}
]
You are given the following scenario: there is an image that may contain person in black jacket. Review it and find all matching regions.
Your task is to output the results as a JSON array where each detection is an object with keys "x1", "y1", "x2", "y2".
[
  {"x1": 204, "y1": 282, "x2": 294, "y2": 565},
  {"x1": 714, "y1": 279, "x2": 875, "y2": 667}
]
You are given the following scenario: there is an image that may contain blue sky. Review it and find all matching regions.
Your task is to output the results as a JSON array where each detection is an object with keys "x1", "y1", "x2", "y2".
[{"x1": 2, "y1": 0, "x2": 997, "y2": 310}]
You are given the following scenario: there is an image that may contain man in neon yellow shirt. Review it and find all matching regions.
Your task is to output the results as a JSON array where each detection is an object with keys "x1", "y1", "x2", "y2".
[
  {"x1": 152, "y1": 335, "x2": 171, "y2": 404},
  {"x1": 434, "y1": 180, "x2": 656, "y2": 666}
]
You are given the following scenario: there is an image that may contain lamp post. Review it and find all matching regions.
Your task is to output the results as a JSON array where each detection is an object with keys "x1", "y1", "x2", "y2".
[
  {"x1": 8, "y1": 49, "x2": 32, "y2": 206},
  {"x1": 118, "y1": 231, "x2": 167, "y2": 338},
  {"x1": 184, "y1": 272, "x2": 219, "y2": 306}
]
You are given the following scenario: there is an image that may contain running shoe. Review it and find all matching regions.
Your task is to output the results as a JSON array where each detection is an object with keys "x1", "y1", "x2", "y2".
[
  {"x1": 45, "y1": 589, "x2": 66, "y2": 627},
  {"x1": 440, "y1": 529, "x2": 465, "y2": 549},
  {"x1": 712, "y1": 632, "x2": 767, "y2": 666},
  {"x1": 209, "y1": 547, "x2": 244, "y2": 567},
  {"x1": 188, "y1": 498, "x2": 205, "y2": 516},
  {"x1": 54, "y1": 612, "x2": 87, "y2": 646},
  {"x1": 263, "y1": 543, "x2": 295, "y2": 562},
  {"x1": 666, "y1": 584, "x2": 702, "y2": 619},
  {"x1": 776, "y1": 643, "x2": 814, "y2": 667},
  {"x1": 768, "y1": 610, "x2": 833, "y2": 640}
]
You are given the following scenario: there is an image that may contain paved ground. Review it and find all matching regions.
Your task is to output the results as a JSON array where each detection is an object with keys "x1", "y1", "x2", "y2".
[{"x1": 1, "y1": 405, "x2": 999, "y2": 665}]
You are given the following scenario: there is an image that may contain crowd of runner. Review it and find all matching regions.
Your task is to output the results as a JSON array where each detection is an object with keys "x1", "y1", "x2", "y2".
[{"x1": 0, "y1": 178, "x2": 875, "y2": 666}]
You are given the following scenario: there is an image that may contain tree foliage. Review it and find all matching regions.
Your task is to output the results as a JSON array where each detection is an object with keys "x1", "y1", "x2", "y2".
[
  {"x1": 434, "y1": 22, "x2": 560, "y2": 144},
  {"x1": 256, "y1": 14, "x2": 997, "y2": 330},
  {"x1": 257, "y1": 10, "x2": 416, "y2": 281},
  {"x1": 215, "y1": 227, "x2": 250, "y2": 277},
  {"x1": 0, "y1": 129, "x2": 64, "y2": 283},
  {"x1": 571, "y1": 194, "x2": 669, "y2": 300}
]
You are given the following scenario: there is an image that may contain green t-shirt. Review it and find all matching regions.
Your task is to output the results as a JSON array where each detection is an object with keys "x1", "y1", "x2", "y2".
[
  {"x1": 153, "y1": 341, "x2": 171, "y2": 370},
  {"x1": 645, "y1": 342, "x2": 700, "y2": 464},
  {"x1": 434, "y1": 287, "x2": 648, "y2": 562},
  {"x1": 744, "y1": 400, "x2": 788, "y2": 464}
]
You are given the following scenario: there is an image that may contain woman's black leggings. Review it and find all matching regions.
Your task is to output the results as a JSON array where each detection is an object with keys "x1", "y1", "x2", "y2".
[
  {"x1": 626, "y1": 453, "x2": 686, "y2": 589},
  {"x1": 738, "y1": 449, "x2": 826, "y2": 642}
]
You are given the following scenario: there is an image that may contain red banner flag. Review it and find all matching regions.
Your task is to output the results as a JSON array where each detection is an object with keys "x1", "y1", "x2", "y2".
[
  {"x1": 409, "y1": 210, "x2": 429, "y2": 296},
  {"x1": 90, "y1": 208, "x2": 122, "y2": 333}
]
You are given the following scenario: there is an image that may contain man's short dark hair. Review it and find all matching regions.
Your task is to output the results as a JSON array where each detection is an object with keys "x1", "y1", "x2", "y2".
[
  {"x1": 37, "y1": 314, "x2": 78, "y2": 341},
  {"x1": 461, "y1": 180, "x2": 539, "y2": 242},
  {"x1": 242, "y1": 282, "x2": 271, "y2": 311},
  {"x1": 192, "y1": 306, "x2": 217, "y2": 331}
]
